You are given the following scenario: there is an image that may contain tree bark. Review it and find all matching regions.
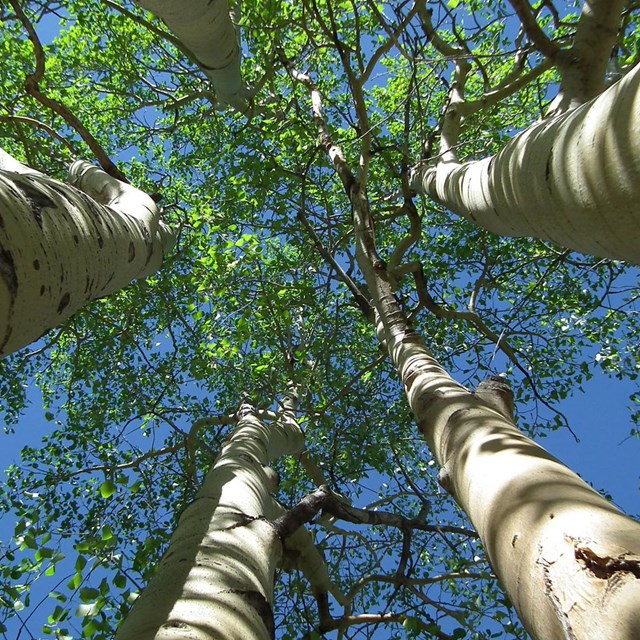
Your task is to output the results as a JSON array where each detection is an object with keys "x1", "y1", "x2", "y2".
[
  {"x1": 352, "y1": 191, "x2": 640, "y2": 638},
  {"x1": 296, "y1": 44, "x2": 640, "y2": 635},
  {"x1": 552, "y1": 0, "x2": 625, "y2": 113},
  {"x1": 0, "y1": 151, "x2": 173, "y2": 357},
  {"x1": 115, "y1": 392, "x2": 305, "y2": 640},
  {"x1": 378, "y1": 319, "x2": 640, "y2": 640},
  {"x1": 411, "y1": 63, "x2": 640, "y2": 264},
  {"x1": 134, "y1": 0, "x2": 246, "y2": 110}
]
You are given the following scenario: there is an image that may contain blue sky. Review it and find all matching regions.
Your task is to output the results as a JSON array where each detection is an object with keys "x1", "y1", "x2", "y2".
[{"x1": 1, "y1": 2, "x2": 639, "y2": 638}]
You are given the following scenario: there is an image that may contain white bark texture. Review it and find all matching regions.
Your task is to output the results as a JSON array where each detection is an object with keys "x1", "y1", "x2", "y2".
[
  {"x1": 134, "y1": 0, "x2": 246, "y2": 110},
  {"x1": 115, "y1": 400, "x2": 304, "y2": 640},
  {"x1": 548, "y1": 0, "x2": 625, "y2": 114},
  {"x1": 0, "y1": 153, "x2": 173, "y2": 357},
  {"x1": 380, "y1": 323, "x2": 640, "y2": 640},
  {"x1": 411, "y1": 63, "x2": 640, "y2": 263}
]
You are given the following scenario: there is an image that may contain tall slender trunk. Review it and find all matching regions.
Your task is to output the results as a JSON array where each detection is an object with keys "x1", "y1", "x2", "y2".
[
  {"x1": 286, "y1": 44, "x2": 640, "y2": 634},
  {"x1": 351, "y1": 188, "x2": 640, "y2": 640},
  {"x1": 0, "y1": 151, "x2": 173, "y2": 357},
  {"x1": 411, "y1": 64, "x2": 640, "y2": 264},
  {"x1": 115, "y1": 389, "x2": 304, "y2": 640},
  {"x1": 134, "y1": 0, "x2": 246, "y2": 110}
]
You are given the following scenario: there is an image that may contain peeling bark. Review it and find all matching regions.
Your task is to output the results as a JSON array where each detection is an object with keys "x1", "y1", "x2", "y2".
[{"x1": 0, "y1": 152, "x2": 173, "y2": 357}]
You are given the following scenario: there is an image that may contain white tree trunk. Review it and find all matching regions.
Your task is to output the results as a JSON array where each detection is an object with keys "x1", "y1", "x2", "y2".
[
  {"x1": 0, "y1": 153, "x2": 173, "y2": 358},
  {"x1": 379, "y1": 320, "x2": 640, "y2": 640},
  {"x1": 411, "y1": 63, "x2": 640, "y2": 264},
  {"x1": 346, "y1": 179, "x2": 640, "y2": 639},
  {"x1": 134, "y1": 0, "x2": 246, "y2": 110},
  {"x1": 115, "y1": 395, "x2": 305, "y2": 640}
]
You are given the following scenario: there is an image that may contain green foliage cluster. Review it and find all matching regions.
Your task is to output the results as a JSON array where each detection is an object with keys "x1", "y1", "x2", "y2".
[{"x1": 0, "y1": 1, "x2": 638, "y2": 638}]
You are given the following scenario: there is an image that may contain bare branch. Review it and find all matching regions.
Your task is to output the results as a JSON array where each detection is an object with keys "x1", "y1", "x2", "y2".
[
  {"x1": 0, "y1": 115, "x2": 79, "y2": 155},
  {"x1": 507, "y1": 0, "x2": 561, "y2": 59}
]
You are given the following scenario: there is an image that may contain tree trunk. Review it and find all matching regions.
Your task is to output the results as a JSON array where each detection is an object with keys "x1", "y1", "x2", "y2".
[
  {"x1": 0, "y1": 151, "x2": 173, "y2": 357},
  {"x1": 380, "y1": 321, "x2": 640, "y2": 640},
  {"x1": 343, "y1": 174, "x2": 640, "y2": 639},
  {"x1": 295, "y1": 43, "x2": 640, "y2": 633},
  {"x1": 115, "y1": 391, "x2": 305, "y2": 640},
  {"x1": 411, "y1": 63, "x2": 640, "y2": 264},
  {"x1": 134, "y1": 0, "x2": 246, "y2": 110}
]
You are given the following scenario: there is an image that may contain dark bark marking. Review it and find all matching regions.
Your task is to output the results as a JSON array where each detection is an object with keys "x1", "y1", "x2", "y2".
[
  {"x1": 545, "y1": 150, "x2": 553, "y2": 186},
  {"x1": 0, "y1": 247, "x2": 18, "y2": 302},
  {"x1": 40, "y1": 285, "x2": 45, "y2": 296},
  {"x1": 128, "y1": 242, "x2": 136, "y2": 262},
  {"x1": 75, "y1": 193, "x2": 107, "y2": 247},
  {"x1": 0, "y1": 212, "x2": 4, "y2": 229},
  {"x1": 4, "y1": 183, "x2": 22, "y2": 200},
  {"x1": 0, "y1": 325, "x2": 12, "y2": 354},
  {"x1": 576, "y1": 546, "x2": 640, "y2": 580},
  {"x1": 0, "y1": 247, "x2": 18, "y2": 353},
  {"x1": 84, "y1": 195, "x2": 103, "y2": 218},
  {"x1": 57, "y1": 292, "x2": 70, "y2": 314},
  {"x1": 134, "y1": 218, "x2": 155, "y2": 266},
  {"x1": 17, "y1": 179, "x2": 56, "y2": 229},
  {"x1": 73, "y1": 234, "x2": 79, "y2": 244},
  {"x1": 33, "y1": 259, "x2": 40, "y2": 270},
  {"x1": 222, "y1": 589, "x2": 275, "y2": 639}
]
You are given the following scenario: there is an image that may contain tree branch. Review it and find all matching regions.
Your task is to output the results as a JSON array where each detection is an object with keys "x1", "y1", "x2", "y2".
[
  {"x1": 507, "y1": 0, "x2": 562, "y2": 60},
  {"x1": 8, "y1": 0, "x2": 128, "y2": 182}
]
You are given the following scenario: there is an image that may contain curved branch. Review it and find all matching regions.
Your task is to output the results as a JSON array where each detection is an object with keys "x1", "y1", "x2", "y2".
[
  {"x1": 507, "y1": 0, "x2": 562, "y2": 60},
  {"x1": 387, "y1": 199, "x2": 422, "y2": 284},
  {"x1": 7, "y1": 0, "x2": 128, "y2": 181},
  {"x1": 0, "y1": 115, "x2": 79, "y2": 155}
]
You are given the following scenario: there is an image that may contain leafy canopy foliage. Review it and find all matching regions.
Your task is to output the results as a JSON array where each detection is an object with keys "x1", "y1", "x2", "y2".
[{"x1": 0, "y1": 1, "x2": 638, "y2": 638}]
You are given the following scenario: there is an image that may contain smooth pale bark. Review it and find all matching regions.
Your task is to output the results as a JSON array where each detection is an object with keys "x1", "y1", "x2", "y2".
[
  {"x1": 380, "y1": 323, "x2": 640, "y2": 640},
  {"x1": 115, "y1": 398, "x2": 305, "y2": 640},
  {"x1": 134, "y1": 0, "x2": 246, "y2": 110},
  {"x1": 0, "y1": 152, "x2": 173, "y2": 357},
  {"x1": 347, "y1": 178, "x2": 640, "y2": 639},
  {"x1": 553, "y1": 0, "x2": 625, "y2": 111},
  {"x1": 411, "y1": 63, "x2": 640, "y2": 264}
]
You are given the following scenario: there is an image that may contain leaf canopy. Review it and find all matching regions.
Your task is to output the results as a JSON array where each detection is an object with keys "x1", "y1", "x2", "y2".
[{"x1": 0, "y1": 1, "x2": 638, "y2": 638}]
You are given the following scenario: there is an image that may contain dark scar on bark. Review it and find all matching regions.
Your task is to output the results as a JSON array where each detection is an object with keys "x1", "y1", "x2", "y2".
[
  {"x1": 57, "y1": 292, "x2": 71, "y2": 313},
  {"x1": 0, "y1": 247, "x2": 18, "y2": 302},
  {"x1": 17, "y1": 179, "x2": 56, "y2": 229}
]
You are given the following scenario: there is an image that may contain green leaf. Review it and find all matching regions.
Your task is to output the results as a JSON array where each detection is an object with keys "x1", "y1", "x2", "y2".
[
  {"x1": 75, "y1": 555, "x2": 87, "y2": 572},
  {"x1": 67, "y1": 573, "x2": 82, "y2": 590},
  {"x1": 79, "y1": 587, "x2": 99, "y2": 602},
  {"x1": 101, "y1": 525, "x2": 114, "y2": 541},
  {"x1": 99, "y1": 479, "x2": 116, "y2": 499}
]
